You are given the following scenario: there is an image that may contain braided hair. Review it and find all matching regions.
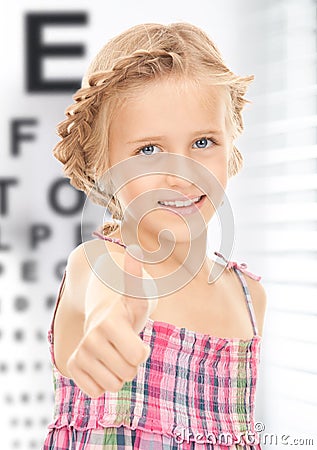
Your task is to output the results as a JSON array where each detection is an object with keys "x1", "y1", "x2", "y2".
[{"x1": 53, "y1": 22, "x2": 254, "y2": 236}]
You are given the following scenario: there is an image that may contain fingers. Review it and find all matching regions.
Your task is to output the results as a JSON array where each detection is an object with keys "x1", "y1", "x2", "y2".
[
  {"x1": 68, "y1": 343, "x2": 134, "y2": 397},
  {"x1": 101, "y1": 310, "x2": 151, "y2": 365},
  {"x1": 67, "y1": 365, "x2": 106, "y2": 398},
  {"x1": 69, "y1": 244, "x2": 154, "y2": 398},
  {"x1": 67, "y1": 317, "x2": 150, "y2": 398}
]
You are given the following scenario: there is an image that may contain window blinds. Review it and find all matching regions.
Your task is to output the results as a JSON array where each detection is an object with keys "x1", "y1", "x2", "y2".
[{"x1": 227, "y1": 0, "x2": 317, "y2": 444}]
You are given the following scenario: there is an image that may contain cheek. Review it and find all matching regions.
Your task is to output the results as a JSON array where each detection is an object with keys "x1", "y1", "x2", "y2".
[
  {"x1": 116, "y1": 184, "x2": 136, "y2": 208},
  {"x1": 205, "y1": 154, "x2": 228, "y2": 188},
  {"x1": 217, "y1": 164, "x2": 228, "y2": 191},
  {"x1": 116, "y1": 177, "x2": 156, "y2": 208}
]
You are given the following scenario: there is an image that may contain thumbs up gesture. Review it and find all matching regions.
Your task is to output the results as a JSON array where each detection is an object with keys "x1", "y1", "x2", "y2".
[
  {"x1": 121, "y1": 244, "x2": 158, "y2": 334},
  {"x1": 66, "y1": 245, "x2": 158, "y2": 398}
]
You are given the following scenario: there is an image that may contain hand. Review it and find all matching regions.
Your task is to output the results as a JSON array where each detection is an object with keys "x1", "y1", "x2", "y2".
[{"x1": 66, "y1": 245, "x2": 158, "y2": 398}]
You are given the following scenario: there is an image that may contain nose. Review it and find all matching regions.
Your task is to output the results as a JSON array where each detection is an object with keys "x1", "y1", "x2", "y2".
[
  {"x1": 165, "y1": 173, "x2": 194, "y2": 190},
  {"x1": 164, "y1": 152, "x2": 197, "y2": 191}
]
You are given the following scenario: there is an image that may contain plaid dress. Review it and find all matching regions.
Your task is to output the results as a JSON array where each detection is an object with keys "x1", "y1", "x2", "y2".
[{"x1": 43, "y1": 232, "x2": 263, "y2": 450}]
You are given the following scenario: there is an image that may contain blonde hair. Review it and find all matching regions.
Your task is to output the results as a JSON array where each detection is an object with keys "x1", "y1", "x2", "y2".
[{"x1": 53, "y1": 22, "x2": 254, "y2": 236}]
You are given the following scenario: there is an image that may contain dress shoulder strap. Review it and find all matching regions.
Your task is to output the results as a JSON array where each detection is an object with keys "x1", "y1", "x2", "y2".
[
  {"x1": 214, "y1": 251, "x2": 261, "y2": 336},
  {"x1": 92, "y1": 230, "x2": 127, "y2": 248},
  {"x1": 47, "y1": 269, "x2": 67, "y2": 366},
  {"x1": 91, "y1": 231, "x2": 261, "y2": 335},
  {"x1": 214, "y1": 251, "x2": 261, "y2": 282}
]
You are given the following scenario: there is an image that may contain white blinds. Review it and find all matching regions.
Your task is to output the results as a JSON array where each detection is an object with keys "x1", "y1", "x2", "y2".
[{"x1": 227, "y1": 0, "x2": 317, "y2": 445}]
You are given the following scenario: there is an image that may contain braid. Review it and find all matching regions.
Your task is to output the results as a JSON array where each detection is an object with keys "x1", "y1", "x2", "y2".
[
  {"x1": 52, "y1": 24, "x2": 255, "y2": 235},
  {"x1": 53, "y1": 48, "x2": 186, "y2": 203}
]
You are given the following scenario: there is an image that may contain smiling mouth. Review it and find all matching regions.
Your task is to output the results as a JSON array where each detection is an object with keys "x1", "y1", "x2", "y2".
[{"x1": 157, "y1": 195, "x2": 206, "y2": 208}]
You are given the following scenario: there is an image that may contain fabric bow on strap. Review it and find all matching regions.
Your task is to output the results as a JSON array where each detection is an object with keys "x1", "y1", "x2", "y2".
[{"x1": 214, "y1": 251, "x2": 261, "y2": 281}]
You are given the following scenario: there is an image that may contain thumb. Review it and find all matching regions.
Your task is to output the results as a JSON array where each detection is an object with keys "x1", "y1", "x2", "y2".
[{"x1": 122, "y1": 244, "x2": 153, "y2": 334}]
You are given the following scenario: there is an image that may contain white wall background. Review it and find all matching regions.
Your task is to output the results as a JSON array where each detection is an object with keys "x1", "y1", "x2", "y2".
[{"x1": 1, "y1": 1, "x2": 316, "y2": 449}]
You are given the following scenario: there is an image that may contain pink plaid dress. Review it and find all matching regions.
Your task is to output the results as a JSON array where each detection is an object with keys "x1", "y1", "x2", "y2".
[{"x1": 43, "y1": 231, "x2": 263, "y2": 449}]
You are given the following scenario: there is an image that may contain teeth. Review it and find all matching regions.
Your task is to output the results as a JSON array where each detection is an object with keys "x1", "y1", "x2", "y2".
[{"x1": 158, "y1": 196, "x2": 201, "y2": 207}]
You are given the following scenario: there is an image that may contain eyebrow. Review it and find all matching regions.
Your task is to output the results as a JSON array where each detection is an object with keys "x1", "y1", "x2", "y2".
[{"x1": 127, "y1": 129, "x2": 224, "y2": 145}]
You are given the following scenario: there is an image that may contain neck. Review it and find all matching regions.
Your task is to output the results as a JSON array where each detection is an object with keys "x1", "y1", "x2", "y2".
[{"x1": 120, "y1": 223, "x2": 213, "y2": 284}]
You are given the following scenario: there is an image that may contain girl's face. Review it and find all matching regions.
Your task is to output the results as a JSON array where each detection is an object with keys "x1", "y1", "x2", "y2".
[{"x1": 108, "y1": 77, "x2": 232, "y2": 245}]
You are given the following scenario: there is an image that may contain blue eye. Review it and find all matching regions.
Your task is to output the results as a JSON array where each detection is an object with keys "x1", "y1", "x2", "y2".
[
  {"x1": 193, "y1": 137, "x2": 214, "y2": 149},
  {"x1": 135, "y1": 144, "x2": 161, "y2": 156},
  {"x1": 134, "y1": 137, "x2": 216, "y2": 156}
]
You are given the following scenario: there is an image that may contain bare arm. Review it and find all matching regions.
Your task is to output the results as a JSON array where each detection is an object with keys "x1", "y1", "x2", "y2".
[
  {"x1": 53, "y1": 240, "x2": 124, "y2": 378},
  {"x1": 52, "y1": 240, "x2": 155, "y2": 396}
]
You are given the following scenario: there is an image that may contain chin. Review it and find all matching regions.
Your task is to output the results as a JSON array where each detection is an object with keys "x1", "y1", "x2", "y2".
[{"x1": 151, "y1": 220, "x2": 208, "y2": 244}]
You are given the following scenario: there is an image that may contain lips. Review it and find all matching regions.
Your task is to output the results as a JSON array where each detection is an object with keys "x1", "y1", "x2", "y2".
[
  {"x1": 159, "y1": 195, "x2": 202, "y2": 202},
  {"x1": 156, "y1": 195, "x2": 207, "y2": 216},
  {"x1": 158, "y1": 195, "x2": 204, "y2": 204}
]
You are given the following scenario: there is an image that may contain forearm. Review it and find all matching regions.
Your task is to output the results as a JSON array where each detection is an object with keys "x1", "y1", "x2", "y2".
[{"x1": 84, "y1": 253, "x2": 124, "y2": 332}]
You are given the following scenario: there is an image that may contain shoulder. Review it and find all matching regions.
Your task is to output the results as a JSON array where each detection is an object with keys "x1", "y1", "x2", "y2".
[
  {"x1": 65, "y1": 237, "x2": 125, "y2": 312},
  {"x1": 242, "y1": 273, "x2": 267, "y2": 336},
  {"x1": 68, "y1": 233, "x2": 126, "y2": 268},
  {"x1": 52, "y1": 237, "x2": 126, "y2": 378}
]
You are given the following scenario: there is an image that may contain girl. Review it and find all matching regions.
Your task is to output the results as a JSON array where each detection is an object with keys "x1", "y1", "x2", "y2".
[{"x1": 43, "y1": 22, "x2": 267, "y2": 450}]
